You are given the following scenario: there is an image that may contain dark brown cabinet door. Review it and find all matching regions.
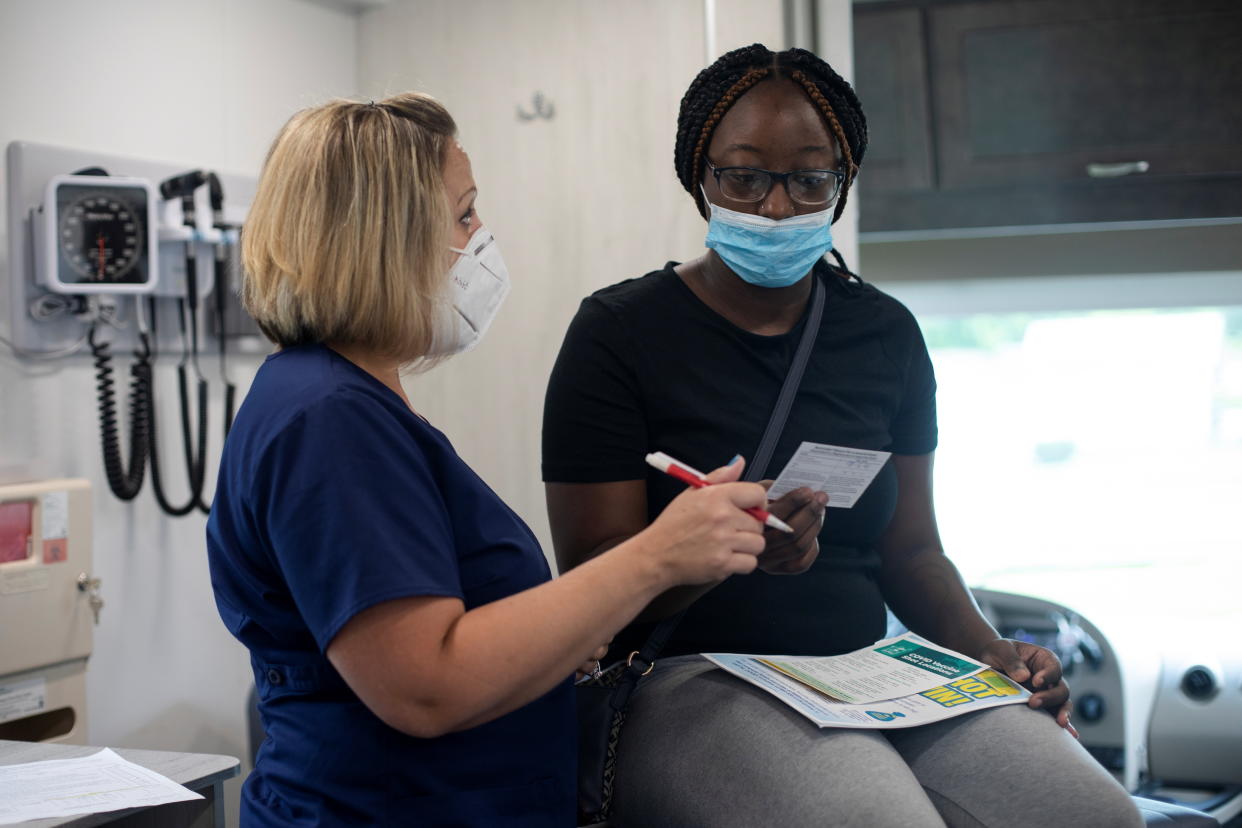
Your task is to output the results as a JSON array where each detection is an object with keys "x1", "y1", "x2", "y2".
[
  {"x1": 853, "y1": 6, "x2": 935, "y2": 194},
  {"x1": 854, "y1": 0, "x2": 1242, "y2": 233},
  {"x1": 930, "y1": 0, "x2": 1242, "y2": 190}
]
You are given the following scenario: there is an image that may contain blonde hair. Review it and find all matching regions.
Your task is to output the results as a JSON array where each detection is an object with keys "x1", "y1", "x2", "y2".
[{"x1": 241, "y1": 93, "x2": 457, "y2": 363}]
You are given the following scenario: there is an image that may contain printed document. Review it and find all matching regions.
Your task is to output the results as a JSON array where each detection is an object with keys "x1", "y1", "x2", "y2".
[
  {"x1": 0, "y1": 748, "x2": 202, "y2": 825},
  {"x1": 705, "y1": 653, "x2": 1030, "y2": 729},
  {"x1": 768, "y1": 442, "x2": 890, "y2": 507},
  {"x1": 744, "y1": 632, "x2": 988, "y2": 704}
]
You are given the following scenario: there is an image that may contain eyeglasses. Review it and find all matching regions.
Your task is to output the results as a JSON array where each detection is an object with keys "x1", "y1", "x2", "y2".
[{"x1": 706, "y1": 159, "x2": 845, "y2": 207}]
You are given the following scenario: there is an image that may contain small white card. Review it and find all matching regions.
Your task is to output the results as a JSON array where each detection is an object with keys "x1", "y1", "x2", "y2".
[
  {"x1": 768, "y1": 442, "x2": 891, "y2": 508},
  {"x1": 41, "y1": 491, "x2": 69, "y2": 540}
]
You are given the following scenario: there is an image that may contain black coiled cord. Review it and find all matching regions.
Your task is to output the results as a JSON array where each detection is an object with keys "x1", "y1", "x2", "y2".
[
  {"x1": 145, "y1": 368, "x2": 208, "y2": 517},
  {"x1": 90, "y1": 324, "x2": 151, "y2": 501},
  {"x1": 146, "y1": 296, "x2": 210, "y2": 516},
  {"x1": 208, "y1": 172, "x2": 237, "y2": 440},
  {"x1": 215, "y1": 251, "x2": 237, "y2": 439}
]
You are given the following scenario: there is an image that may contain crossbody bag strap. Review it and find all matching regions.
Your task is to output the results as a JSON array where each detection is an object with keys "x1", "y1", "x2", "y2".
[
  {"x1": 610, "y1": 608, "x2": 684, "y2": 711},
  {"x1": 747, "y1": 271, "x2": 825, "y2": 482},
  {"x1": 612, "y1": 271, "x2": 826, "y2": 708}
]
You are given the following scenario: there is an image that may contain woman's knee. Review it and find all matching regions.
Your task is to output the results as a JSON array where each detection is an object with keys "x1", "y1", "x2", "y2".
[{"x1": 892, "y1": 705, "x2": 1144, "y2": 828}]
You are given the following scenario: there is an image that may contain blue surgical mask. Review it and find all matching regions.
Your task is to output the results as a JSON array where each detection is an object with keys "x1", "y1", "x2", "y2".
[{"x1": 703, "y1": 195, "x2": 833, "y2": 288}]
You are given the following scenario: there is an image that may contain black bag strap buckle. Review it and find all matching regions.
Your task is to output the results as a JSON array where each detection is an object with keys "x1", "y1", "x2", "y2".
[{"x1": 625, "y1": 650, "x2": 655, "y2": 677}]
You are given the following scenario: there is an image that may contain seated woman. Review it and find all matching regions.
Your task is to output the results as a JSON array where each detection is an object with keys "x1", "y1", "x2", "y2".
[
  {"x1": 543, "y1": 45, "x2": 1144, "y2": 827},
  {"x1": 206, "y1": 92, "x2": 771, "y2": 826}
]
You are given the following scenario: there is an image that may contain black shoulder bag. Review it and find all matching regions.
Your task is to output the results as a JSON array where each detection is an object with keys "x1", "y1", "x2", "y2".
[{"x1": 575, "y1": 272, "x2": 825, "y2": 825}]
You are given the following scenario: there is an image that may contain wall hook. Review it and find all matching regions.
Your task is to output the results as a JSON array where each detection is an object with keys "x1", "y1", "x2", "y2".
[{"x1": 517, "y1": 91, "x2": 555, "y2": 122}]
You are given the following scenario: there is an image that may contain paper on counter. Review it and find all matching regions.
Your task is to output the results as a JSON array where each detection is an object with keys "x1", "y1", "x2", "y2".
[
  {"x1": 0, "y1": 748, "x2": 202, "y2": 825},
  {"x1": 767, "y1": 442, "x2": 890, "y2": 507}
]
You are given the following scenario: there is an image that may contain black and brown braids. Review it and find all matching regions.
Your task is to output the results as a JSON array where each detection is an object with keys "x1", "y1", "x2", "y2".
[
  {"x1": 687, "y1": 66, "x2": 772, "y2": 216},
  {"x1": 789, "y1": 69, "x2": 858, "y2": 221},
  {"x1": 674, "y1": 44, "x2": 868, "y2": 225}
]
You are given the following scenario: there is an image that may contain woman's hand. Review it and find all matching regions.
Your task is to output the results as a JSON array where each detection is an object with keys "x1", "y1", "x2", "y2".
[
  {"x1": 637, "y1": 457, "x2": 768, "y2": 587},
  {"x1": 756, "y1": 483, "x2": 827, "y2": 574},
  {"x1": 979, "y1": 638, "x2": 1077, "y2": 737}
]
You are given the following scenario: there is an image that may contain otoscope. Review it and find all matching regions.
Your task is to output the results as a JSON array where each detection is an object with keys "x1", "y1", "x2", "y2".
[
  {"x1": 148, "y1": 170, "x2": 210, "y2": 516},
  {"x1": 206, "y1": 172, "x2": 237, "y2": 437}
]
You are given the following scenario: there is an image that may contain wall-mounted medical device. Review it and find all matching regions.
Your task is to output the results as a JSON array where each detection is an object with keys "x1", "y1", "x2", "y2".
[
  {"x1": 3, "y1": 141, "x2": 262, "y2": 514},
  {"x1": 5, "y1": 142, "x2": 260, "y2": 357},
  {"x1": 33, "y1": 174, "x2": 160, "y2": 295}
]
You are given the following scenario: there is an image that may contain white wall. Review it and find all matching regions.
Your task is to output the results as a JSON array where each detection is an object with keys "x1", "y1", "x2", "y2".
[{"x1": 0, "y1": 0, "x2": 358, "y2": 820}]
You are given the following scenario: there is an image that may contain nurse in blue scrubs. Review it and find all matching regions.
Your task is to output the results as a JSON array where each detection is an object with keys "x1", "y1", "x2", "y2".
[{"x1": 205, "y1": 92, "x2": 770, "y2": 826}]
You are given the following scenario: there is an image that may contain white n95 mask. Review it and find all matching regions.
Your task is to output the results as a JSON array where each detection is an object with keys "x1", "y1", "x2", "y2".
[{"x1": 427, "y1": 227, "x2": 511, "y2": 356}]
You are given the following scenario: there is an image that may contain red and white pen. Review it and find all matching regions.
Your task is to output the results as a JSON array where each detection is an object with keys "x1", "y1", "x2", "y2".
[{"x1": 645, "y1": 451, "x2": 795, "y2": 533}]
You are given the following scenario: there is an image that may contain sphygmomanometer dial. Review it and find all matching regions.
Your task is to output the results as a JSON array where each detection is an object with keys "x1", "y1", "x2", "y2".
[
  {"x1": 39, "y1": 174, "x2": 158, "y2": 295},
  {"x1": 58, "y1": 192, "x2": 143, "y2": 282}
]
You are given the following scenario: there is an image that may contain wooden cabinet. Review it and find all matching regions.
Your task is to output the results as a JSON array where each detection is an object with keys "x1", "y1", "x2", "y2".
[
  {"x1": 853, "y1": 6, "x2": 934, "y2": 193},
  {"x1": 853, "y1": 0, "x2": 1242, "y2": 234}
]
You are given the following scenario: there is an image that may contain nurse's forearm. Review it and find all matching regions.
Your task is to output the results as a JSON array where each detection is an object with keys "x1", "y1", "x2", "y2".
[
  {"x1": 579, "y1": 535, "x2": 721, "y2": 624},
  {"x1": 331, "y1": 475, "x2": 766, "y2": 739},
  {"x1": 633, "y1": 581, "x2": 720, "y2": 623},
  {"x1": 434, "y1": 539, "x2": 676, "y2": 732},
  {"x1": 330, "y1": 541, "x2": 673, "y2": 740}
]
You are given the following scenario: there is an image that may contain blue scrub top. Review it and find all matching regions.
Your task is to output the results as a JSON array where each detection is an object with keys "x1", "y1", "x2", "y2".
[{"x1": 206, "y1": 344, "x2": 576, "y2": 826}]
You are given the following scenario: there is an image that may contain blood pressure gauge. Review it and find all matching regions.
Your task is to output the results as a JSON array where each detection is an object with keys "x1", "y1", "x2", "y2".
[{"x1": 36, "y1": 174, "x2": 159, "y2": 294}]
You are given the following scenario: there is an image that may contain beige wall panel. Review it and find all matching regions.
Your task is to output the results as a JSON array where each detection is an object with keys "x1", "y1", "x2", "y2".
[
  {"x1": 361, "y1": 0, "x2": 712, "y2": 562},
  {"x1": 714, "y1": 0, "x2": 784, "y2": 58}
]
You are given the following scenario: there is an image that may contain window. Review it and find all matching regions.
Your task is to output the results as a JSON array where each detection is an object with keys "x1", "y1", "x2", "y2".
[{"x1": 887, "y1": 275, "x2": 1242, "y2": 628}]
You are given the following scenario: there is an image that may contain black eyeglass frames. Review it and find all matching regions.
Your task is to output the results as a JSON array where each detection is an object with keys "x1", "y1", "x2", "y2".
[{"x1": 706, "y1": 159, "x2": 845, "y2": 206}]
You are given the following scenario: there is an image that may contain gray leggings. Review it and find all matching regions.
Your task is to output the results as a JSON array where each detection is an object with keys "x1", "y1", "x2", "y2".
[{"x1": 612, "y1": 655, "x2": 1144, "y2": 828}]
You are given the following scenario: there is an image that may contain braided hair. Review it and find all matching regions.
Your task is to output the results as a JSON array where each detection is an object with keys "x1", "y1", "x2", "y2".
[{"x1": 674, "y1": 44, "x2": 867, "y2": 226}]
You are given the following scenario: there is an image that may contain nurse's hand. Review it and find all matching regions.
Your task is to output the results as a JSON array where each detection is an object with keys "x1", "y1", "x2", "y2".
[
  {"x1": 755, "y1": 482, "x2": 827, "y2": 574},
  {"x1": 639, "y1": 457, "x2": 767, "y2": 586}
]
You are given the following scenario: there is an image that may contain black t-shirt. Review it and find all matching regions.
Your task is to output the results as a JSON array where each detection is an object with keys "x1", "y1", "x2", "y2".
[{"x1": 542, "y1": 259, "x2": 938, "y2": 659}]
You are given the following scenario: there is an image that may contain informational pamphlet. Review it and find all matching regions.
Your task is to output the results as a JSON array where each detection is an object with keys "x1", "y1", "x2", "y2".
[
  {"x1": 704, "y1": 652, "x2": 1030, "y2": 729},
  {"x1": 739, "y1": 632, "x2": 988, "y2": 704},
  {"x1": 767, "y1": 442, "x2": 890, "y2": 507}
]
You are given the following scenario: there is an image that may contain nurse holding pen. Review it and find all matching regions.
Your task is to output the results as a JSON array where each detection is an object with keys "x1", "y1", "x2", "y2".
[{"x1": 646, "y1": 452, "x2": 795, "y2": 534}]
